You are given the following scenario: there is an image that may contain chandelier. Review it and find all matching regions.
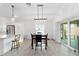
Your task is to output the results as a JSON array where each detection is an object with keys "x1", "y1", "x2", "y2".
[{"x1": 34, "y1": 4, "x2": 47, "y2": 20}]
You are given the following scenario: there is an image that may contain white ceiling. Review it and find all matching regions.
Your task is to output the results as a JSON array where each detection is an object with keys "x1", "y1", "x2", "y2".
[{"x1": 0, "y1": 3, "x2": 79, "y2": 22}]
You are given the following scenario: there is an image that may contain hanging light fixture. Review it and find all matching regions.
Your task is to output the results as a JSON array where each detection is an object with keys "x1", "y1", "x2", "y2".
[
  {"x1": 11, "y1": 5, "x2": 15, "y2": 22},
  {"x1": 34, "y1": 4, "x2": 47, "y2": 20},
  {"x1": 26, "y1": 3, "x2": 31, "y2": 6}
]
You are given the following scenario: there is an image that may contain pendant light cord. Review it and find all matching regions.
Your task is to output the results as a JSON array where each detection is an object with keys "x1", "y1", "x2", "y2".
[
  {"x1": 35, "y1": 4, "x2": 47, "y2": 20},
  {"x1": 42, "y1": 5, "x2": 43, "y2": 18},
  {"x1": 37, "y1": 5, "x2": 39, "y2": 19},
  {"x1": 12, "y1": 5, "x2": 14, "y2": 17},
  {"x1": 37, "y1": 4, "x2": 44, "y2": 19}
]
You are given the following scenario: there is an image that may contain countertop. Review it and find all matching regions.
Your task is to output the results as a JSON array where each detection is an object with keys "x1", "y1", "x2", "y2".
[{"x1": 0, "y1": 34, "x2": 15, "y2": 39}]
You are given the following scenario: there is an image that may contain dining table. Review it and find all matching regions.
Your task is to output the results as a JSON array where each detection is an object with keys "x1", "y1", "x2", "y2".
[{"x1": 31, "y1": 33, "x2": 48, "y2": 50}]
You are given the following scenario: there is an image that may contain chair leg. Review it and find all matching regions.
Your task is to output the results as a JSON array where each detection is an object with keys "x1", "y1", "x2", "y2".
[
  {"x1": 31, "y1": 39, "x2": 33, "y2": 49},
  {"x1": 45, "y1": 40, "x2": 47, "y2": 50},
  {"x1": 35, "y1": 42, "x2": 37, "y2": 51},
  {"x1": 16, "y1": 42, "x2": 18, "y2": 48},
  {"x1": 41, "y1": 42, "x2": 42, "y2": 50},
  {"x1": 45, "y1": 46, "x2": 47, "y2": 50},
  {"x1": 11, "y1": 42, "x2": 13, "y2": 51},
  {"x1": 35, "y1": 45, "x2": 36, "y2": 51},
  {"x1": 14, "y1": 42, "x2": 16, "y2": 48},
  {"x1": 17, "y1": 41, "x2": 20, "y2": 48}
]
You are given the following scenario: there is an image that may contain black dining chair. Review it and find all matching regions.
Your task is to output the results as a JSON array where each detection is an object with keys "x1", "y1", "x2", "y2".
[
  {"x1": 31, "y1": 33, "x2": 36, "y2": 49},
  {"x1": 42, "y1": 34, "x2": 48, "y2": 50},
  {"x1": 45, "y1": 34, "x2": 48, "y2": 50},
  {"x1": 35, "y1": 35, "x2": 42, "y2": 50}
]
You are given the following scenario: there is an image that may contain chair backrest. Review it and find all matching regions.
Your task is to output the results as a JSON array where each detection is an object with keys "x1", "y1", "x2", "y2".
[
  {"x1": 46, "y1": 33, "x2": 48, "y2": 39},
  {"x1": 42, "y1": 34, "x2": 48, "y2": 39},
  {"x1": 15, "y1": 34, "x2": 20, "y2": 41},
  {"x1": 36, "y1": 35, "x2": 42, "y2": 42},
  {"x1": 31, "y1": 33, "x2": 36, "y2": 39}
]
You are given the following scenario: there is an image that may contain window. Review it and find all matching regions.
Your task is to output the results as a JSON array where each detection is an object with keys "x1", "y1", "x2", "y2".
[
  {"x1": 35, "y1": 24, "x2": 45, "y2": 34},
  {"x1": 0, "y1": 24, "x2": 6, "y2": 34},
  {"x1": 35, "y1": 20, "x2": 45, "y2": 34}
]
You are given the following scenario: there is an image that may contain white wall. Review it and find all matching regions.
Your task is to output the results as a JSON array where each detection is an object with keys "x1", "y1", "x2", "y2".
[
  {"x1": 15, "y1": 22, "x2": 25, "y2": 39},
  {"x1": 45, "y1": 20, "x2": 54, "y2": 39},
  {"x1": 24, "y1": 20, "x2": 53, "y2": 39},
  {"x1": 0, "y1": 17, "x2": 54, "y2": 40},
  {"x1": 52, "y1": 22, "x2": 61, "y2": 43},
  {"x1": 0, "y1": 39, "x2": 3, "y2": 55},
  {"x1": 23, "y1": 20, "x2": 35, "y2": 39},
  {"x1": 17, "y1": 18, "x2": 54, "y2": 40}
]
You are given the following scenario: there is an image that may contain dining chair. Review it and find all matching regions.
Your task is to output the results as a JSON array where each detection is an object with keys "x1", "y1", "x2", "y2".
[
  {"x1": 31, "y1": 33, "x2": 36, "y2": 49},
  {"x1": 35, "y1": 35, "x2": 42, "y2": 50},
  {"x1": 11, "y1": 34, "x2": 20, "y2": 50},
  {"x1": 42, "y1": 33, "x2": 48, "y2": 50},
  {"x1": 45, "y1": 34, "x2": 48, "y2": 50}
]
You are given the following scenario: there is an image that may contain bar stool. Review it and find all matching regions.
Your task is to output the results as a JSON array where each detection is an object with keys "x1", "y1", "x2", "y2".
[{"x1": 11, "y1": 34, "x2": 20, "y2": 50}]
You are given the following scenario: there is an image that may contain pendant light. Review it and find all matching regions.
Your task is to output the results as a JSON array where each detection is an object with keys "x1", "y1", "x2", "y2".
[
  {"x1": 34, "y1": 4, "x2": 47, "y2": 20},
  {"x1": 11, "y1": 5, "x2": 15, "y2": 22}
]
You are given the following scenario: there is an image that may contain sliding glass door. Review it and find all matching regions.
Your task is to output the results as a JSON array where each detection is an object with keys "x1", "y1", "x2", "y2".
[
  {"x1": 70, "y1": 20, "x2": 79, "y2": 49},
  {"x1": 60, "y1": 20, "x2": 79, "y2": 50},
  {"x1": 60, "y1": 22, "x2": 68, "y2": 44}
]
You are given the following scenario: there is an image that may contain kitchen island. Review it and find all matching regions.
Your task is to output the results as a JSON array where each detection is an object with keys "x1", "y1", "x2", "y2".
[{"x1": 0, "y1": 35, "x2": 15, "y2": 55}]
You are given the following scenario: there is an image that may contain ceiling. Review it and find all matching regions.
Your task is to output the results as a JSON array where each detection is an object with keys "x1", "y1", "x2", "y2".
[{"x1": 0, "y1": 3, "x2": 79, "y2": 22}]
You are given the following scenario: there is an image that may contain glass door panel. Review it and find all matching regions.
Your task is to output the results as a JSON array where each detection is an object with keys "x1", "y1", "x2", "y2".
[
  {"x1": 60, "y1": 22, "x2": 68, "y2": 44},
  {"x1": 70, "y1": 20, "x2": 79, "y2": 49}
]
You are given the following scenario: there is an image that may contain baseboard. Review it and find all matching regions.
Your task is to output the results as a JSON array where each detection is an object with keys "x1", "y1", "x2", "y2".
[{"x1": 51, "y1": 38, "x2": 61, "y2": 44}]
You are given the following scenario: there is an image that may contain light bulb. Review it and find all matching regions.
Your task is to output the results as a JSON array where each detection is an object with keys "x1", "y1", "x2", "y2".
[{"x1": 11, "y1": 17, "x2": 15, "y2": 22}]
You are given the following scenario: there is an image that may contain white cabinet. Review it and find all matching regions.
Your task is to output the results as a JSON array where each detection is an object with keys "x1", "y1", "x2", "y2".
[
  {"x1": 0, "y1": 39, "x2": 3, "y2": 55},
  {"x1": 0, "y1": 35, "x2": 15, "y2": 55}
]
